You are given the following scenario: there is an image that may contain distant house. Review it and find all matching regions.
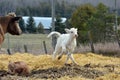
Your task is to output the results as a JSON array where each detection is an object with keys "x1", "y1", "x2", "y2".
[{"x1": 22, "y1": 16, "x2": 66, "y2": 34}]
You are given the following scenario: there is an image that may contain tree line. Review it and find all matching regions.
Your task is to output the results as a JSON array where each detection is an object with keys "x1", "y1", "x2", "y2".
[
  {"x1": 0, "y1": 0, "x2": 77, "y2": 18},
  {"x1": 19, "y1": 3, "x2": 120, "y2": 44},
  {"x1": 0, "y1": 1, "x2": 116, "y2": 44},
  {"x1": 70, "y1": 3, "x2": 120, "y2": 44},
  {"x1": 19, "y1": 15, "x2": 66, "y2": 34}
]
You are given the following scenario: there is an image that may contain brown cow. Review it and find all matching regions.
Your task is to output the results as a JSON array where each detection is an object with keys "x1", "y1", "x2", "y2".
[
  {"x1": 0, "y1": 12, "x2": 22, "y2": 45},
  {"x1": 8, "y1": 61, "x2": 30, "y2": 76}
]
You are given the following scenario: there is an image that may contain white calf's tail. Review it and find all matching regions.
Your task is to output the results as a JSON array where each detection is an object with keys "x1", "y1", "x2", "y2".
[{"x1": 47, "y1": 31, "x2": 61, "y2": 38}]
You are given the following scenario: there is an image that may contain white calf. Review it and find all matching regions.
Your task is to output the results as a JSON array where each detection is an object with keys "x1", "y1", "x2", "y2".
[{"x1": 48, "y1": 28, "x2": 78, "y2": 64}]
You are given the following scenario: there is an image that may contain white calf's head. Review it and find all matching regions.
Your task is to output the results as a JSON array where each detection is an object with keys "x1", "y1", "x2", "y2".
[{"x1": 65, "y1": 28, "x2": 78, "y2": 38}]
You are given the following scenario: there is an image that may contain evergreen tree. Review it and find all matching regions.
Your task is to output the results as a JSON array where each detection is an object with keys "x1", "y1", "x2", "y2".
[
  {"x1": 70, "y1": 3, "x2": 115, "y2": 43},
  {"x1": 37, "y1": 22, "x2": 44, "y2": 33},
  {"x1": 71, "y1": 4, "x2": 96, "y2": 43},
  {"x1": 26, "y1": 16, "x2": 36, "y2": 33},
  {"x1": 19, "y1": 18, "x2": 26, "y2": 33},
  {"x1": 64, "y1": 19, "x2": 72, "y2": 29},
  {"x1": 55, "y1": 15, "x2": 65, "y2": 33}
]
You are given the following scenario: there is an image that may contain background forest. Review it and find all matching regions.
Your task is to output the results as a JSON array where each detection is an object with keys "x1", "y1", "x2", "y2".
[
  {"x1": 0, "y1": 0, "x2": 120, "y2": 17},
  {"x1": 1, "y1": 0, "x2": 120, "y2": 44}
]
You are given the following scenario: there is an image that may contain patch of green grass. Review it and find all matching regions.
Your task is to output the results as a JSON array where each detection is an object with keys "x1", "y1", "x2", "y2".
[{"x1": 1, "y1": 34, "x2": 53, "y2": 54}]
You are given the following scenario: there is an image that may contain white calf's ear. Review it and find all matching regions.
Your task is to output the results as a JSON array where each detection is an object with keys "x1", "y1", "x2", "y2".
[
  {"x1": 65, "y1": 28, "x2": 70, "y2": 33},
  {"x1": 75, "y1": 28, "x2": 78, "y2": 31}
]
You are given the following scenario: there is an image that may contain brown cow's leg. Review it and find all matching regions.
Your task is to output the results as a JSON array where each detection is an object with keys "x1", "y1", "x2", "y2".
[
  {"x1": 0, "y1": 34, "x2": 3, "y2": 45},
  {"x1": 0, "y1": 35, "x2": 4, "y2": 44}
]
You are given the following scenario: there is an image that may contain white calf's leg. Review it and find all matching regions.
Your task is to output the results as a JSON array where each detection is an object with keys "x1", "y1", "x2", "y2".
[
  {"x1": 52, "y1": 46, "x2": 61, "y2": 60},
  {"x1": 65, "y1": 53, "x2": 71, "y2": 64},
  {"x1": 69, "y1": 54, "x2": 77, "y2": 64},
  {"x1": 58, "y1": 52, "x2": 63, "y2": 60},
  {"x1": 58, "y1": 46, "x2": 66, "y2": 60},
  {"x1": 58, "y1": 50, "x2": 66, "y2": 60},
  {"x1": 52, "y1": 51, "x2": 57, "y2": 60}
]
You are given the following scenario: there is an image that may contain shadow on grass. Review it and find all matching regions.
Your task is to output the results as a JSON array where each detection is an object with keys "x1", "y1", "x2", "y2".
[{"x1": 31, "y1": 64, "x2": 104, "y2": 79}]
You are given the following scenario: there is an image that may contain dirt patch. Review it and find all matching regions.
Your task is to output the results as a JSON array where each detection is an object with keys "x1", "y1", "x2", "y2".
[
  {"x1": 0, "y1": 64, "x2": 104, "y2": 80},
  {"x1": 31, "y1": 64, "x2": 104, "y2": 79}
]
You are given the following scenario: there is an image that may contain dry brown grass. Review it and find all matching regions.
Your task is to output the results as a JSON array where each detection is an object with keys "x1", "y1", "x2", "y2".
[{"x1": 0, "y1": 53, "x2": 119, "y2": 80}]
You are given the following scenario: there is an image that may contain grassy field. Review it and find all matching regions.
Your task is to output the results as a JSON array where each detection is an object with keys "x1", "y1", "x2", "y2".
[
  {"x1": 0, "y1": 34, "x2": 120, "y2": 80},
  {"x1": 1, "y1": 33, "x2": 120, "y2": 57},
  {"x1": 1, "y1": 33, "x2": 53, "y2": 54}
]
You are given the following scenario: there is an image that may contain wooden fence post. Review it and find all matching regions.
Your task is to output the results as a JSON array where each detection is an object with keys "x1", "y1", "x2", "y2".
[
  {"x1": 115, "y1": 31, "x2": 120, "y2": 47},
  {"x1": 7, "y1": 49, "x2": 11, "y2": 55},
  {"x1": 24, "y1": 44, "x2": 28, "y2": 53},
  {"x1": 7, "y1": 33, "x2": 11, "y2": 55},
  {"x1": 43, "y1": 41, "x2": 47, "y2": 54}
]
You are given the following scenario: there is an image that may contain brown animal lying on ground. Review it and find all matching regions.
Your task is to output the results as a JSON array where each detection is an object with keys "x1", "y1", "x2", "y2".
[{"x1": 8, "y1": 61, "x2": 30, "y2": 76}]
